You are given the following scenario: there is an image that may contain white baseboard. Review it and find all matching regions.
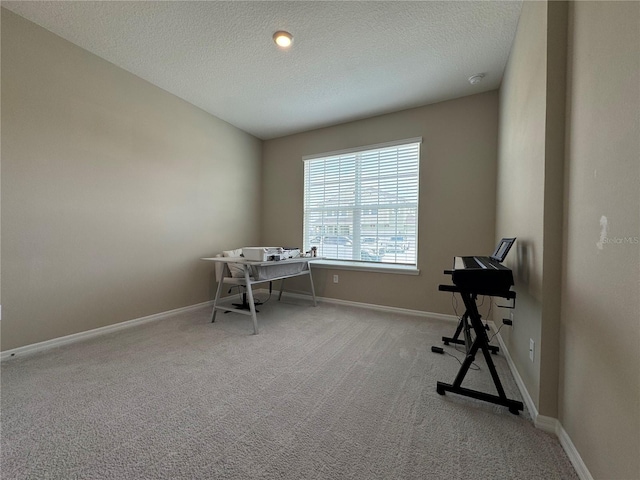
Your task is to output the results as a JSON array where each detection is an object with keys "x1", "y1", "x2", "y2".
[
  {"x1": 556, "y1": 421, "x2": 594, "y2": 480},
  {"x1": 534, "y1": 413, "x2": 593, "y2": 480},
  {"x1": 488, "y1": 321, "x2": 541, "y2": 423},
  {"x1": 1, "y1": 293, "x2": 594, "y2": 480},
  {"x1": 534, "y1": 413, "x2": 558, "y2": 433},
  {"x1": 1, "y1": 293, "x2": 456, "y2": 362},
  {"x1": 259, "y1": 288, "x2": 459, "y2": 323},
  {"x1": 1, "y1": 301, "x2": 214, "y2": 361},
  {"x1": 489, "y1": 322, "x2": 593, "y2": 480}
]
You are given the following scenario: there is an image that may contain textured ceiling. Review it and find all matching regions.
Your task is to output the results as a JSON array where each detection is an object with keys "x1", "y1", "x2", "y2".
[{"x1": 3, "y1": 1, "x2": 522, "y2": 140}]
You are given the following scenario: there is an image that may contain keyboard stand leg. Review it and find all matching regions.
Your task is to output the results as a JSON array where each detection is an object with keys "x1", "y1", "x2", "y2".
[
  {"x1": 442, "y1": 313, "x2": 466, "y2": 346},
  {"x1": 436, "y1": 291, "x2": 523, "y2": 415},
  {"x1": 442, "y1": 303, "x2": 499, "y2": 354}
]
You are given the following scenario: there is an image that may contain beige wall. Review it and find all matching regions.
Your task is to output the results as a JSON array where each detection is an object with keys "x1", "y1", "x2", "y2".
[
  {"x1": 496, "y1": 0, "x2": 568, "y2": 417},
  {"x1": 500, "y1": 1, "x2": 640, "y2": 477},
  {"x1": 1, "y1": 10, "x2": 262, "y2": 350},
  {"x1": 262, "y1": 92, "x2": 499, "y2": 315},
  {"x1": 4, "y1": 2, "x2": 639, "y2": 477},
  {"x1": 497, "y1": 0, "x2": 549, "y2": 409},
  {"x1": 539, "y1": 0, "x2": 567, "y2": 421},
  {"x1": 561, "y1": 2, "x2": 640, "y2": 478}
]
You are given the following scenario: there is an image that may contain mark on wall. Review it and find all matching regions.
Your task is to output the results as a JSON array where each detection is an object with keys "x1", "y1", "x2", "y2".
[
  {"x1": 596, "y1": 215, "x2": 608, "y2": 251},
  {"x1": 516, "y1": 241, "x2": 531, "y2": 285},
  {"x1": 595, "y1": 215, "x2": 639, "y2": 249}
]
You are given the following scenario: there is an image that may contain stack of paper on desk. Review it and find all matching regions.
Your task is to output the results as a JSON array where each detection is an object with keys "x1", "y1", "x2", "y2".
[{"x1": 242, "y1": 247, "x2": 301, "y2": 262}]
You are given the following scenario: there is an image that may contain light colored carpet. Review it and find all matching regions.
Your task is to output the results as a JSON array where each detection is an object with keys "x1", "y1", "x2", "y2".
[{"x1": 1, "y1": 297, "x2": 578, "y2": 479}]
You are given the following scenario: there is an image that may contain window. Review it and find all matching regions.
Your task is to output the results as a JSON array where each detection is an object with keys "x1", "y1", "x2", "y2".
[{"x1": 303, "y1": 138, "x2": 421, "y2": 266}]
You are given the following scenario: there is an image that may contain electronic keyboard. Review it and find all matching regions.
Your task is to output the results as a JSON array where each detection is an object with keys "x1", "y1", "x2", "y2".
[{"x1": 446, "y1": 256, "x2": 514, "y2": 294}]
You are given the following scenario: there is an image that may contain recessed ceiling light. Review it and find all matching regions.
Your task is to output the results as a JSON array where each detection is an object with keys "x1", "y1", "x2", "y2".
[
  {"x1": 273, "y1": 31, "x2": 293, "y2": 48},
  {"x1": 468, "y1": 73, "x2": 485, "y2": 85}
]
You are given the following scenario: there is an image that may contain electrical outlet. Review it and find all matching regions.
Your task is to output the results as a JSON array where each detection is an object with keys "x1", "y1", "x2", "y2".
[
  {"x1": 529, "y1": 339, "x2": 535, "y2": 362},
  {"x1": 333, "y1": 275, "x2": 339, "y2": 284}
]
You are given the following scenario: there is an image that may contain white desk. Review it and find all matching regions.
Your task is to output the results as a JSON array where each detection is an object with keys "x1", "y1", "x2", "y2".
[{"x1": 201, "y1": 256, "x2": 319, "y2": 334}]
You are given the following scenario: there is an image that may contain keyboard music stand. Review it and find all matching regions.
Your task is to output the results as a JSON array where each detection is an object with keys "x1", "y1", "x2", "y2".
[{"x1": 436, "y1": 284, "x2": 523, "y2": 415}]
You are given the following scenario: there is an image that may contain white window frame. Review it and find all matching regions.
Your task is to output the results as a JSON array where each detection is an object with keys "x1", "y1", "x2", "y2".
[{"x1": 303, "y1": 138, "x2": 421, "y2": 274}]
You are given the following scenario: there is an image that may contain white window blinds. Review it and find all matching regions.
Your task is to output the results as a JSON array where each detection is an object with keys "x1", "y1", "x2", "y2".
[{"x1": 303, "y1": 139, "x2": 420, "y2": 265}]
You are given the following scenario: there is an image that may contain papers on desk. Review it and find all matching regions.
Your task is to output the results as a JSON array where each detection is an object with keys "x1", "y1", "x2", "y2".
[{"x1": 242, "y1": 247, "x2": 300, "y2": 262}]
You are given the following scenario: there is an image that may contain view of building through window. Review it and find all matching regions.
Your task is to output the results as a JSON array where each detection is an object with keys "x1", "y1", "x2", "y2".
[{"x1": 303, "y1": 139, "x2": 421, "y2": 265}]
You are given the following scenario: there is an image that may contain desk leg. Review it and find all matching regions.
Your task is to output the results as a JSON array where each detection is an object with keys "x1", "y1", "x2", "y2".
[
  {"x1": 308, "y1": 269, "x2": 318, "y2": 307},
  {"x1": 278, "y1": 279, "x2": 285, "y2": 301},
  {"x1": 244, "y1": 267, "x2": 259, "y2": 335},
  {"x1": 211, "y1": 273, "x2": 226, "y2": 323}
]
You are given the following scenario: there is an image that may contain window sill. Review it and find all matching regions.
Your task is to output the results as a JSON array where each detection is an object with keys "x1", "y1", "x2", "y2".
[{"x1": 310, "y1": 259, "x2": 420, "y2": 275}]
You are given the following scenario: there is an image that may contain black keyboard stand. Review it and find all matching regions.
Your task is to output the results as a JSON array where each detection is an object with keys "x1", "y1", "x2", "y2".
[
  {"x1": 436, "y1": 285, "x2": 523, "y2": 415},
  {"x1": 442, "y1": 303, "x2": 499, "y2": 355}
]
